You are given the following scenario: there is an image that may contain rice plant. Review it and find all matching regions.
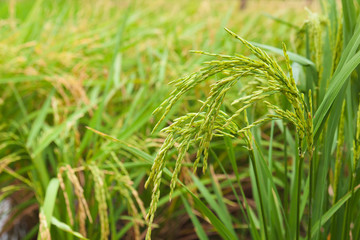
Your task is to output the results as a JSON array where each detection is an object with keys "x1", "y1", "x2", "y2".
[
  {"x1": 145, "y1": 0, "x2": 360, "y2": 239},
  {"x1": 1, "y1": 0, "x2": 359, "y2": 239}
]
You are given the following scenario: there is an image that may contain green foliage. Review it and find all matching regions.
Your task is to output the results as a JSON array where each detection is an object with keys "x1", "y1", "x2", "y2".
[
  {"x1": 1, "y1": 0, "x2": 360, "y2": 239},
  {"x1": 146, "y1": 1, "x2": 360, "y2": 240}
]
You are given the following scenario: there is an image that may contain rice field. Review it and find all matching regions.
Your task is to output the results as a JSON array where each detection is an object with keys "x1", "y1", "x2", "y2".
[{"x1": 1, "y1": 0, "x2": 360, "y2": 239}]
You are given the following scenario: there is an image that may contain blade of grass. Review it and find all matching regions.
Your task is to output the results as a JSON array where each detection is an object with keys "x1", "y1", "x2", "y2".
[
  {"x1": 262, "y1": 13, "x2": 299, "y2": 29},
  {"x1": 311, "y1": 184, "x2": 360, "y2": 238},
  {"x1": 42, "y1": 178, "x2": 60, "y2": 228},
  {"x1": 184, "y1": 174, "x2": 238, "y2": 240},
  {"x1": 341, "y1": 0, "x2": 356, "y2": 44},
  {"x1": 314, "y1": 50, "x2": 360, "y2": 141},
  {"x1": 249, "y1": 41, "x2": 316, "y2": 68},
  {"x1": 190, "y1": 173, "x2": 238, "y2": 238},
  {"x1": 51, "y1": 217, "x2": 88, "y2": 240},
  {"x1": 26, "y1": 89, "x2": 55, "y2": 147},
  {"x1": 180, "y1": 194, "x2": 209, "y2": 240},
  {"x1": 210, "y1": 148, "x2": 251, "y2": 234}
]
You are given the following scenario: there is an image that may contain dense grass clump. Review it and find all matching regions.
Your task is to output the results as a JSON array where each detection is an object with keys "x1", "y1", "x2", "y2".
[{"x1": 1, "y1": 0, "x2": 360, "y2": 239}]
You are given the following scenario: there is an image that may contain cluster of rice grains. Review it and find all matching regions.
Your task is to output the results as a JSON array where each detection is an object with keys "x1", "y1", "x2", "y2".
[
  {"x1": 57, "y1": 165, "x2": 93, "y2": 238},
  {"x1": 145, "y1": 29, "x2": 314, "y2": 239},
  {"x1": 57, "y1": 162, "x2": 145, "y2": 240}
]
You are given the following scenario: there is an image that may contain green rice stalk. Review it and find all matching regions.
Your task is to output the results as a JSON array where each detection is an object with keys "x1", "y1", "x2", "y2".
[
  {"x1": 243, "y1": 110, "x2": 269, "y2": 240},
  {"x1": 331, "y1": 17, "x2": 343, "y2": 77},
  {"x1": 307, "y1": 89, "x2": 314, "y2": 240},
  {"x1": 333, "y1": 100, "x2": 346, "y2": 203},
  {"x1": 147, "y1": 29, "x2": 314, "y2": 240}
]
